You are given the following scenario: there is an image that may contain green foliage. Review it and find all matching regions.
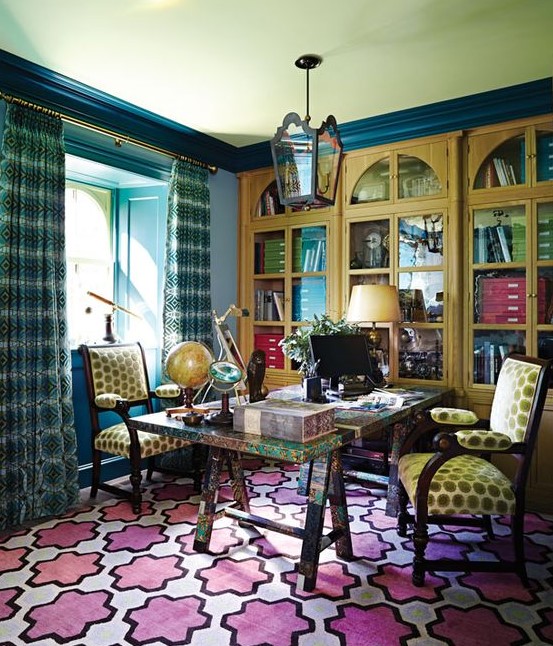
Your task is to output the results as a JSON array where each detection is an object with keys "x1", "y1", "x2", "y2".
[{"x1": 278, "y1": 314, "x2": 360, "y2": 376}]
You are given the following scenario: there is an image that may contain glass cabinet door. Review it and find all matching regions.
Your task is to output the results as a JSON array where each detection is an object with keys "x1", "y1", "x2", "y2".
[
  {"x1": 470, "y1": 204, "x2": 528, "y2": 385},
  {"x1": 470, "y1": 200, "x2": 553, "y2": 384},
  {"x1": 253, "y1": 229, "x2": 286, "y2": 322},
  {"x1": 349, "y1": 219, "x2": 390, "y2": 270},
  {"x1": 396, "y1": 212, "x2": 445, "y2": 382},
  {"x1": 536, "y1": 128, "x2": 553, "y2": 184},
  {"x1": 290, "y1": 224, "x2": 328, "y2": 322},
  {"x1": 470, "y1": 122, "x2": 553, "y2": 192},
  {"x1": 351, "y1": 158, "x2": 390, "y2": 204},
  {"x1": 536, "y1": 201, "x2": 553, "y2": 363},
  {"x1": 397, "y1": 154, "x2": 442, "y2": 199},
  {"x1": 347, "y1": 140, "x2": 447, "y2": 206},
  {"x1": 473, "y1": 205, "x2": 526, "y2": 265},
  {"x1": 473, "y1": 330, "x2": 526, "y2": 385},
  {"x1": 473, "y1": 135, "x2": 526, "y2": 189},
  {"x1": 254, "y1": 180, "x2": 285, "y2": 218}
]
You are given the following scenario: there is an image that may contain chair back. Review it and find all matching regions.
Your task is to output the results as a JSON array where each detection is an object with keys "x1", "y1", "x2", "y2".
[
  {"x1": 80, "y1": 342, "x2": 154, "y2": 425},
  {"x1": 489, "y1": 354, "x2": 551, "y2": 449}
]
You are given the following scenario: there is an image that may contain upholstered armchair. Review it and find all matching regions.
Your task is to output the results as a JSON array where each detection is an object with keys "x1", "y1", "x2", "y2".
[
  {"x1": 397, "y1": 354, "x2": 551, "y2": 586},
  {"x1": 80, "y1": 342, "x2": 202, "y2": 513}
]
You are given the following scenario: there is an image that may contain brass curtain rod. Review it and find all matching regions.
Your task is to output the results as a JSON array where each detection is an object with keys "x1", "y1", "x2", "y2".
[{"x1": 0, "y1": 92, "x2": 217, "y2": 174}]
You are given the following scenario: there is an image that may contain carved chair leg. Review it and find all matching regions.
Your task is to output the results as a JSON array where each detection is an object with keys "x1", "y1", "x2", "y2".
[
  {"x1": 512, "y1": 510, "x2": 529, "y2": 586},
  {"x1": 91, "y1": 448, "x2": 101, "y2": 498},
  {"x1": 397, "y1": 484, "x2": 410, "y2": 537},
  {"x1": 483, "y1": 514, "x2": 495, "y2": 540},
  {"x1": 412, "y1": 520, "x2": 429, "y2": 587},
  {"x1": 129, "y1": 456, "x2": 143, "y2": 514},
  {"x1": 146, "y1": 457, "x2": 155, "y2": 482}
]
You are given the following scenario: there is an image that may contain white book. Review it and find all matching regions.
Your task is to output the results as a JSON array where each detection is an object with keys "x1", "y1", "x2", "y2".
[{"x1": 496, "y1": 225, "x2": 512, "y2": 262}]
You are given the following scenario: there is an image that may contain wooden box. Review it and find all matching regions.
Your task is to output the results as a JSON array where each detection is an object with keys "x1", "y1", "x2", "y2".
[{"x1": 233, "y1": 398, "x2": 336, "y2": 442}]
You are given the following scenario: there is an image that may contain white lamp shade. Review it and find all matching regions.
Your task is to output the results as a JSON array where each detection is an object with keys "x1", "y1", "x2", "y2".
[{"x1": 346, "y1": 284, "x2": 401, "y2": 323}]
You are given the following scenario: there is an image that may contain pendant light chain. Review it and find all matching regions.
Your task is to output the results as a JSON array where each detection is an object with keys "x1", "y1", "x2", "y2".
[{"x1": 305, "y1": 66, "x2": 311, "y2": 123}]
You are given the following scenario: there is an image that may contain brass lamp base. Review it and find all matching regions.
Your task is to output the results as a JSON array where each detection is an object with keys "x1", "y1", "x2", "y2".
[{"x1": 367, "y1": 323, "x2": 381, "y2": 348}]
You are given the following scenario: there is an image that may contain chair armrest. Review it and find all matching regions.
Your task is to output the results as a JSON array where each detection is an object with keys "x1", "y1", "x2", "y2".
[
  {"x1": 94, "y1": 393, "x2": 131, "y2": 422},
  {"x1": 95, "y1": 393, "x2": 124, "y2": 409},
  {"x1": 454, "y1": 429, "x2": 513, "y2": 451},
  {"x1": 430, "y1": 407, "x2": 480, "y2": 426},
  {"x1": 154, "y1": 384, "x2": 183, "y2": 399}
]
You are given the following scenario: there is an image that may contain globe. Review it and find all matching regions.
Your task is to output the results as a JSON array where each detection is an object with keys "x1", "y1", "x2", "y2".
[{"x1": 165, "y1": 341, "x2": 215, "y2": 399}]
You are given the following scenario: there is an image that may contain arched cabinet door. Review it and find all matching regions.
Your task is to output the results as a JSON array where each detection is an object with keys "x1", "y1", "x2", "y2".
[
  {"x1": 255, "y1": 179, "x2": 286, "y2": 218},
  {"x1": 470, "y1": 129, "x2": 526, "y2": 190},
  {"x1": 350, "y1": 156, "x2": 391, "y2": 205},
  {"x1": 469, "y1": 119, "x2": 553, "y2": 192},
  {"x1": 345, "y1": 140, "x2": 447, "y2": 207}
]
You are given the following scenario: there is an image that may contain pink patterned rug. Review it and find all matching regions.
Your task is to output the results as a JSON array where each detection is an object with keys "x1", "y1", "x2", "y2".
[{"x1": 1, "y1": 458, "x2": 552, "y2": 645}]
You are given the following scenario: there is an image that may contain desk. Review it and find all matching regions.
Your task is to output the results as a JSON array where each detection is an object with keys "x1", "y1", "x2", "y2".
[{"x1": 131, "y1": 385, "x2": 449, "y2": 591}]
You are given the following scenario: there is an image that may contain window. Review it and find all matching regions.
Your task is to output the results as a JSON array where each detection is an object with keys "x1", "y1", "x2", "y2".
[{"x1": 65, "y1": 182, "x2": 113, "y2": 347}]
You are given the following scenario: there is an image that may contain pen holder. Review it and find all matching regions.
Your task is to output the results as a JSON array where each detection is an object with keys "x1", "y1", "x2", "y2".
[{"x1": 303, "y1": 376, "x2": 322, "y2": 402}]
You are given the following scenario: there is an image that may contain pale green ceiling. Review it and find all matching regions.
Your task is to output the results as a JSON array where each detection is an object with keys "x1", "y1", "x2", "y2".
[{"x1": 0, "y1": 0, "x2": 551, "y2": 147}]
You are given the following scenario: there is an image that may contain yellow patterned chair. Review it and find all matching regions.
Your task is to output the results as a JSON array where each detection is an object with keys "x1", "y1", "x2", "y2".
[
  {"x1": 80, "y1": 342, "x2": 202, "y2": 512},
  {"x1": 397, "y1": 354, "x2": 551, "y2": 586}
]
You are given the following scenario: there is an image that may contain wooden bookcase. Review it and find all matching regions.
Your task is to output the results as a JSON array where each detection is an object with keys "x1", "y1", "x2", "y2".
[
  {"x1": 237, "y1": 116, "x2": 553, "y2": 512},
  {"x1": 464, "y1": 114, "x2": 553, "y2": 512},
  {"x1": 237, "y1": 167, "x2": 342, "y2": 389}
]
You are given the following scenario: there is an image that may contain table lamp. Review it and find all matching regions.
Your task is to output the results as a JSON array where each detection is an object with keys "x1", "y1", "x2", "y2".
[{"x1": 346, "y1": 284, "x2": 401, "y2": 348}]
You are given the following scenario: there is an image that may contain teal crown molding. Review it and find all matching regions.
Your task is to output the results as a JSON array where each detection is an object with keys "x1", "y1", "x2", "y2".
[
  {"x1": 340, "y1": 77, "x2": 553, "y2": 151},
  {"x1": 0, "y1": 49, "x2": 238, "y2": 171},
  {"x1": 238, "y1": 77, "x2": 553, "y2": 171},
  {"x1": 1, "y1": 48, "x2": 551, "y2": 175}
]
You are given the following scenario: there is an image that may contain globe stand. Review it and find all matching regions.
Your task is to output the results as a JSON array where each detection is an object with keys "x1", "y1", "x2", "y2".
[
  {"x1": 206, "y1": 393, "x2": 233, "y2": 426},
  {"x1": 183, "y1": 387, "x2": 196, "y2": 409}
]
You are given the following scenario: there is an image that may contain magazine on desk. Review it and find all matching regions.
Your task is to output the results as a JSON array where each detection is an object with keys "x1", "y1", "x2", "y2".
[
  {"x1": 334, "y1": 388, "x2": 427, "y2": 430},
  {"x1": 335, "y1": 388, "x2": 426, "y2": 412}
]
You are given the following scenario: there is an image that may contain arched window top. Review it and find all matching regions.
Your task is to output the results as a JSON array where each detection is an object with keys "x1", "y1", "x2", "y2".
[{"x1": 65, "y1": 185, "x2": 111, "y2": 262}]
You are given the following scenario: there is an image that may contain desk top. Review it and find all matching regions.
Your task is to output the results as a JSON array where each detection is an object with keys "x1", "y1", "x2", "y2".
[{"x1": 131, "y1": 385, "x2": 450, "y2": 464}]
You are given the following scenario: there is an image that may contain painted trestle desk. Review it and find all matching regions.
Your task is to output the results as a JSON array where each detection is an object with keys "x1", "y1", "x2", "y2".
[{"x1": 130, "y1": 385, "x2": 449, "y2": 591}]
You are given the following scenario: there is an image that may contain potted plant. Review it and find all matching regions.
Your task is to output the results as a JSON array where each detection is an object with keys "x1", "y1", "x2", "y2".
[{"x1": 279, "y1": 314, "x2": 360, "y2": 377}]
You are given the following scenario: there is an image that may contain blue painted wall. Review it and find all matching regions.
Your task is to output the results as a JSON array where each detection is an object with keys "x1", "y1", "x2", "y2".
[{"x1": 210, "y1": 169, "x2": 239, "y2": 342}]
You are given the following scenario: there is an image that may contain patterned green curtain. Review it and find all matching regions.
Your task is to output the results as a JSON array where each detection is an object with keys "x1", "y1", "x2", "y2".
[
  {"x1": 162, "y1": 159, "x2": 212, "y2": 359},
  {"x1": 0, "y1": 103, "x2": 79, "y2": 530}
]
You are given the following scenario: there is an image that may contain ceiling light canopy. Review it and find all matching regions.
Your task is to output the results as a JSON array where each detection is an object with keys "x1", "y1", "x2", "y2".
[{"x1": 270, "y1": 54, "x2": 343, "y2": 210}]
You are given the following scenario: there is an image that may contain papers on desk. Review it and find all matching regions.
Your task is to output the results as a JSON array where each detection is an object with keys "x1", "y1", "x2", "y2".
[
  {"x1": 336, "y1": 388, "x2": 425, "y2": 412},
  {"x1": 374, "y1": 387, "x2": 426, "y2": 403}
]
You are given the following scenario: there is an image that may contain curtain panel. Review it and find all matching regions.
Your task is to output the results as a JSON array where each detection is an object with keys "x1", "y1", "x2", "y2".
[
  {"x1": 162, "y1": 159, "x2": 212, "y2": 360},
  {"x1": 0, "y1": 103, "x2": 79, "y2": 530}
]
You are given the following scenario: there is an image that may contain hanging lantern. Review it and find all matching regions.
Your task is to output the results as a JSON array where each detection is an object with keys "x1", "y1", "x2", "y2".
[{"x1": 270, "y1": 54, "x2": 343, "y2": 209}]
